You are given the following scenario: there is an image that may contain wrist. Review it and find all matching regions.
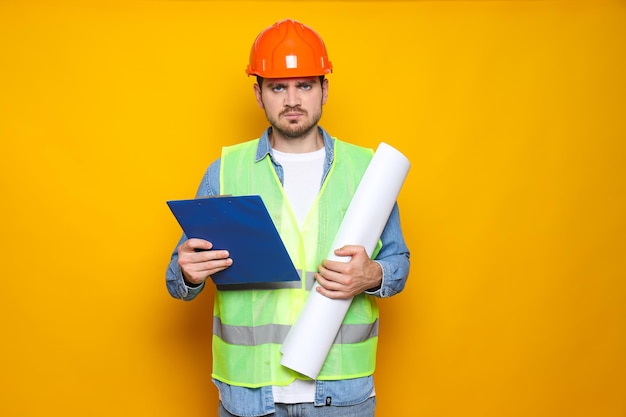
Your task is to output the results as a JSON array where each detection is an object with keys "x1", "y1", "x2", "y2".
[
  {"x1": 182, "y1": 271, "x2": 203, "y2": 288},
  {"x1": 366, "y1": 261, "x2": 383, "y2": 292}
]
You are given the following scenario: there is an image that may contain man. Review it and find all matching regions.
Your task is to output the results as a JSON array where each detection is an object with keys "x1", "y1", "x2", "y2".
[{"x1": 166, "y1": 19, "x2": 410, "y2": 417}]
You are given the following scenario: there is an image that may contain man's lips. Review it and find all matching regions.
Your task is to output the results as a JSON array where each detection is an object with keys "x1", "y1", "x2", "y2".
[{"x1": 282, "y1": 112, "x2": 305, "y2": 120}]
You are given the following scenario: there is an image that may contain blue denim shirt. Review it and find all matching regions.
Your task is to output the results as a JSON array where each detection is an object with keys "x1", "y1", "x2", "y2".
[{"x1": 166, "y1": 127, "x2": 410, "y2": 416}]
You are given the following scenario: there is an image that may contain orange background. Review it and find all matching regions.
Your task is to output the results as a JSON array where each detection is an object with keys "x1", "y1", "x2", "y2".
[{"x1": 1, "y1": 1, "x2": 625, "y2": 416}]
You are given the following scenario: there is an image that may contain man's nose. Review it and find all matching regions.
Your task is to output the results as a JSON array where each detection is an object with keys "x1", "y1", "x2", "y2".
[{"x1": 284, "y1": 86, "x2": 301, "y2": 107}]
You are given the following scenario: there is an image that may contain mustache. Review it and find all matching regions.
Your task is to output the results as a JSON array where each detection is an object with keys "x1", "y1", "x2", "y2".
[{"x1": 280, "y1": 106, "x2": 307, "y2": 116}]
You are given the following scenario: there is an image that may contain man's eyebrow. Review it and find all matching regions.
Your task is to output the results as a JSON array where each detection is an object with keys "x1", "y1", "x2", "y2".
[
  {"x1": 265, "y1": 82, "x2": 287, "y2": 89},
  {"x1": 265, "y1": 80, "x2": 314, "y2": 89}
]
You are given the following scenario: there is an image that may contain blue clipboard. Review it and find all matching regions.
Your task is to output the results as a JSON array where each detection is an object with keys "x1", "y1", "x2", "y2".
[{"x1": 167, "y1": 195, "x2": 300, "y2": 286}]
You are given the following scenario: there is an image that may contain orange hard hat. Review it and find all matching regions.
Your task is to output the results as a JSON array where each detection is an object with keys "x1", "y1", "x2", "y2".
[{"x1": 246, "y1": 19, "x2": 333, "y2": 78}]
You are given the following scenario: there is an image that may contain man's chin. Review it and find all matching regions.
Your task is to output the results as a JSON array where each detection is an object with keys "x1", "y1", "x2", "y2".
[{"x1": 275, "y1": 125, "x2": 314, "y2": 139}]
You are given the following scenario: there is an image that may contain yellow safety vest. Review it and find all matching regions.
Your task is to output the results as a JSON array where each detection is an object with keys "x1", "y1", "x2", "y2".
[{"x1": 212, "y1": 138, "x2": 380, "y2": 387}]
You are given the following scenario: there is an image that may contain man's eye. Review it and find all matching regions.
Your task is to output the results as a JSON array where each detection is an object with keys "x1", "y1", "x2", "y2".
[
  {"x1": 272, "y1": 86, "x2": 285, "y2": 92},
  {"x1": 300, "y1": 84, "x2": 312, "y2": 90}
]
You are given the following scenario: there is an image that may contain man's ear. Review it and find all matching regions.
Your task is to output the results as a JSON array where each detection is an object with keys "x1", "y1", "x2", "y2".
[
  {"x1": 253, "y1": 83, "x2": 264, "y2": 109},
  {"x1": 321, "y1": 78, "x2": 329, "y2": 105}
]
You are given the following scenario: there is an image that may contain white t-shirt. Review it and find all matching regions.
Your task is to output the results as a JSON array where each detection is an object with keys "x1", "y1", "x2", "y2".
[
  {"x1": 272, "y1": 147, "x2": 325, "y2": 228},
  {"x1": 271, "y1": 147, "x2": 325, "y2": 403}
]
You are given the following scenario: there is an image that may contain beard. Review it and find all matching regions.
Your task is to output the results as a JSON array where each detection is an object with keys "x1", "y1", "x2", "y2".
[{"x1": 266, "y1": 106, "x2": 323, "y2": 139}]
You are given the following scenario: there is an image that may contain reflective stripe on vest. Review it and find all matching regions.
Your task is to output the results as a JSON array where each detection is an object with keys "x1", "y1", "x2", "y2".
[
  {"x1": 214, "y1": 316, "x2": 379, "y2": 346},
  {"x1": 212, "y1": 138, "x2": 379, "y2": 387}
]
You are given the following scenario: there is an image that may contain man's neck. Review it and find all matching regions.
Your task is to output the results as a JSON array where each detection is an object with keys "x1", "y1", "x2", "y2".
[{"x1": 270, "y1": 127, "x2": 324, "y2": 153}]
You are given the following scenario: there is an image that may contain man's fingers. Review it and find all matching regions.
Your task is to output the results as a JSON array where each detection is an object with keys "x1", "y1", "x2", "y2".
[
  {"x1": 333, "y1": 244, "x2": 366, "y2": 258},
  {"x1": 315, "y1": 268, "x2": 346, "y2": 291},
  {"x1": 181, "y1": 255, "x2": 233, "y2": 284},
  {"x1": 315, "y1": 280, "x2": 351, "y2": 300},
  {"x1": 177, "y1": 238, "x2": 233, "y2": 285},
  {"x1": 183, "y1": 238, "x2": 213, "y2": 252}
]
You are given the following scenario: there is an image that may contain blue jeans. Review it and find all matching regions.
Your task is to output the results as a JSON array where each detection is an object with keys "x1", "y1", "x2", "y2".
[{"x1": 218, "y1": 397, "x2": 376, "y2": 417}]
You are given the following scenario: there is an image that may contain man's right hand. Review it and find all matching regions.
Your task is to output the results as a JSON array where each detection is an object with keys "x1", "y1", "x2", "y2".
[{"x1": 177, "y1": 238, "x2": 233, "y2": 285}]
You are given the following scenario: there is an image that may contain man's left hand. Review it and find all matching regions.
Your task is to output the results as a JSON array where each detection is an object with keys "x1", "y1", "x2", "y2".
[{"x1": 315, "y1": 245, "x2": 382, "y2": 300}]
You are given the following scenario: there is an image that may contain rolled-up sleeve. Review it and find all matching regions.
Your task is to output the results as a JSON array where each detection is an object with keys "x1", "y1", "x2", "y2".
[{"x1": 366, "y1": 203, "x2": 410, "y2": 298}]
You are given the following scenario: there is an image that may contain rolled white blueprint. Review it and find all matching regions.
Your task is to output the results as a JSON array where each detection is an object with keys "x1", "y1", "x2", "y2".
[{"x1": 280, "y1": 142, "x2": 410, "y2": 379}]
